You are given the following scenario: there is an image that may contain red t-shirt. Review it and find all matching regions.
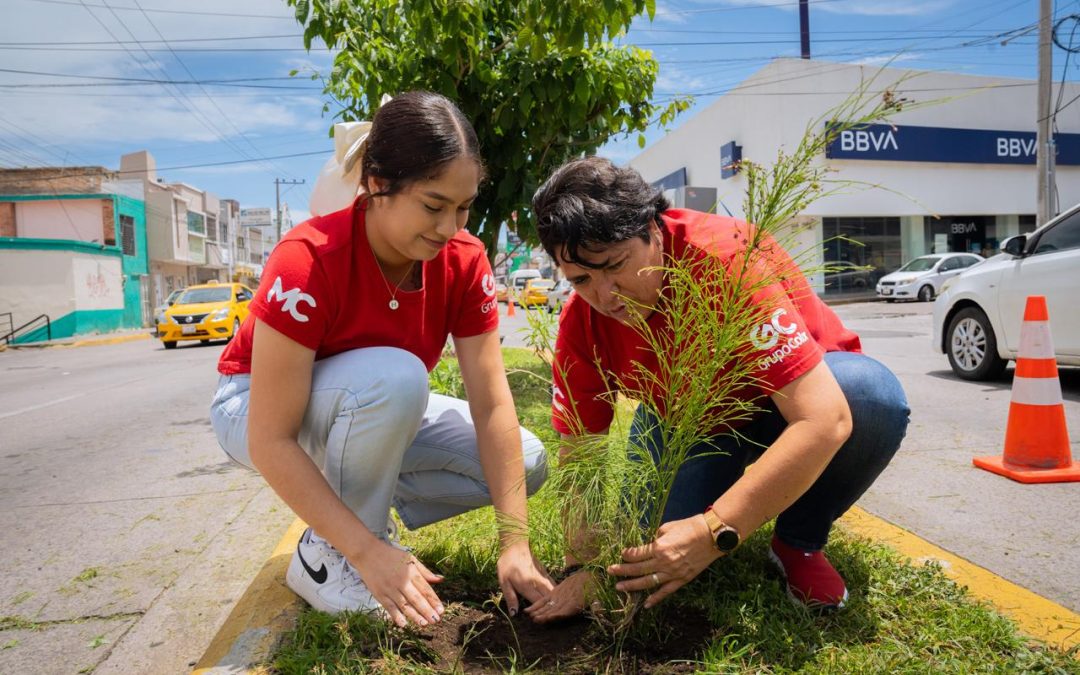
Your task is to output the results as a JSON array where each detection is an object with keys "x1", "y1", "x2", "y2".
[
  {"x1": 551, "y1": 209, "x2": 861, "y2": 435},
  {"x1": 218, "y1": 199, "x2": 499, "y2": 375}
]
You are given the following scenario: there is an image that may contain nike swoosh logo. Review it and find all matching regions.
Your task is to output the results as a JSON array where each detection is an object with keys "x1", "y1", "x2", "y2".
[{"x1": 297, "y1": 543, "x2": 328, "y2": 584}]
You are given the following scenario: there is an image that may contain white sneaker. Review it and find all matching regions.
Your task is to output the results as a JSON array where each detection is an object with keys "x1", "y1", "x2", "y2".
[{"x1": 285, "y1": 528, "x2": 384, "y2": 615}]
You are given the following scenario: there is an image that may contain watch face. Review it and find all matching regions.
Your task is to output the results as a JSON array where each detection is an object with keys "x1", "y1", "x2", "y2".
[{"x1": 716, "y1": 528, "x2": 740, "y2": 553}]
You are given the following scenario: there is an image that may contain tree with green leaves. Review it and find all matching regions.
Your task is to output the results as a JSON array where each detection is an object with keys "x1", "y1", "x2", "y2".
[{"x1": 287, "y1": 0, "x2": 690, "y2": 254}]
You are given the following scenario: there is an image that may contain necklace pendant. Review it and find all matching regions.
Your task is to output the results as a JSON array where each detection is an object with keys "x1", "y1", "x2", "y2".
[{"x1": 388, "y1": 299, "x2": 400, "y2": 310}]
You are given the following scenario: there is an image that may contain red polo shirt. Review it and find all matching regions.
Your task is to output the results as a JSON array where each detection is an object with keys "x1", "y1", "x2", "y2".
[
  {"x1": 218, "y1": 199, "x2": 498, "y2": 375},
  {"x1": 552, "y1": 209, "x2": 861, "y2": 435}
]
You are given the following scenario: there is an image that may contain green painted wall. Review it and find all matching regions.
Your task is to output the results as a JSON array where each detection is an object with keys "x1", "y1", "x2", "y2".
[
  {"x1": 113, "y1": 195, "x2": 149, "y2": 328},
  {"x1": 0, "y1": 191, "x2": 150, "y2": 331},
  {"x1": 12, "y1": 309, "x2": 123, "y2": 344}
]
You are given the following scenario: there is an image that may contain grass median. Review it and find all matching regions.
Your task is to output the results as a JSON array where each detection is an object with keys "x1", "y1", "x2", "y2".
[{"x1": 267, "y1": 348, "x2": 1078, "y2": 673}]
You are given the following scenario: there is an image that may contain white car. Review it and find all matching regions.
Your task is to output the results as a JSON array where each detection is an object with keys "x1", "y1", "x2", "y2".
[
  {"x1": 876, "y1": 253, "x2": 984, "y2": 302},
  {"x1": 152, "y1": 288, "x2": 184, "y2": 336},
  {"x1": 932, "y1": 205, "x2": 1080, "y2": 380},
  {"x1": 546, "y1": 279, "x2": 573, "y2": 313}
]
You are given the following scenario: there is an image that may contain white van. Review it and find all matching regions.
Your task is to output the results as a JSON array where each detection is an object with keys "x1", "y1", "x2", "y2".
[{"x1": 509, "y1": 269, "x2": 542, "y2": 293}]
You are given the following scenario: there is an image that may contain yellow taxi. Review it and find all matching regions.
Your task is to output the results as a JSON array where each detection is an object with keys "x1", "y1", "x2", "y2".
[
  {"x1": 159, "y1": 281, "x2": 254, "y2": 349},
  {"x1": 517, "y1": 278, "x2": 555, "y2": 308}
]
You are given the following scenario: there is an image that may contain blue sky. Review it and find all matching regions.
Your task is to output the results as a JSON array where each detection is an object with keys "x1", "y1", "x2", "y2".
[{"x1": 1, "y1": 0, "x2": 1076, "y2": 225}]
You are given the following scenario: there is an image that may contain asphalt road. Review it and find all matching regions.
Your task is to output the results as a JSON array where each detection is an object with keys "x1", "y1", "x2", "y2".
[
  {"x1": 0, "y1": 338, "x2": 292, "y2": 675},
  {"x1": 0, "y1": 301, "x2": 1076, "y2": 674}
]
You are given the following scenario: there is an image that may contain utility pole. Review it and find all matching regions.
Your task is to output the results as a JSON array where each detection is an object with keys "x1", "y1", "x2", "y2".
[
  {"x1": 1036, "y1": 0, "x2": 1054, "y2": 225},
  {"x1": 275, "y1": 178, "x2": 305, "y2": 242},
  {"x1": 799, "y1": 0, "x2": 810, "y2": 59}
]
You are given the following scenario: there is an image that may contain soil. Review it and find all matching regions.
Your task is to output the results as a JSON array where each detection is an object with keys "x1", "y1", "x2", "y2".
[{"x1": 370, "y1": 580, "x2": 714, "y2": 674}]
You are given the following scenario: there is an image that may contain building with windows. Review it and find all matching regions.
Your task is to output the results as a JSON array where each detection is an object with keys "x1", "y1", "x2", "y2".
[
  {"x1": 629, "y1": 59, "x2": 1080, "y2": 299},
  {"x1": 0, "y1": 150, "x2": 247, "y2": 343},
  {"x1": 0, "y1": 167, "x2": 150, "y2": 342}
]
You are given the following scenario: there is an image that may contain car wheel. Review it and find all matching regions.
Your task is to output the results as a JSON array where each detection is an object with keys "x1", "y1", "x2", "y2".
[
  {"x1": 228, "y1": 318, "x2": 240, "y2": 341},
  {"x1": 918, "y1": 284, "x2": 935, "y2": 302},
  {"x1": 163, "y1": 341, "x2": 177, "y2": 350},
  {"x1": 946, "y1": 307, "x2": 1008, "y2": 381}
]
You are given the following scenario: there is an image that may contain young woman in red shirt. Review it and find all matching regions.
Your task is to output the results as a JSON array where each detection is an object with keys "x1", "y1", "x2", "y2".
[{"x1": 211, "y1": 92, "x2": 551, "y2": 628}]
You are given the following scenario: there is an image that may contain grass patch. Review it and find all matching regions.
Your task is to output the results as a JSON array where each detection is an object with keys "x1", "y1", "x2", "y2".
[
  {"x1": 269, "y1": 349, "x2": 1078, "y2": 673},
  {"x1": 73, "y1": 568, "x2": 99, "y2": 583}
]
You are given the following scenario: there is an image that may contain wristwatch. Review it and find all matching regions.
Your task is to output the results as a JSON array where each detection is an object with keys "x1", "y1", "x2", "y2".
[{"x1": 703, "y1": 506, "x2": 741, "y2": 554}]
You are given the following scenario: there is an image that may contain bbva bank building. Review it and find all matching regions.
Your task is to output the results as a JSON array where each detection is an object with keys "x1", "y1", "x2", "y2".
[{"x1": 629, "y1": 59, "x2": 1080, "y2": 299}]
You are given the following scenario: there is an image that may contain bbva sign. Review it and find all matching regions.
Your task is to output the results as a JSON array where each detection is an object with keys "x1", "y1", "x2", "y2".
[{"x1": 825, "y1": 122, "x2": 1080, "y2": 166}]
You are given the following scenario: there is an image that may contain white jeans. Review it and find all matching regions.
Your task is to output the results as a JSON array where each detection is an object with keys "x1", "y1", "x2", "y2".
[{"x1": 210, "y1": 347, "x2": 547, "y2": 538}]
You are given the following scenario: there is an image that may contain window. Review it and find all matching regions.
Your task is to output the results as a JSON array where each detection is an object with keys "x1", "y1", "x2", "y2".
[
  {"x1": 120, "y1": 214, "x2": 136, "y2": 256},
  {"x1": 236, "y1": 287, "x2": 253, "y2": 302},
  {"x1": 1032, "y1": 211, "x2": 1080, "y2": 255},
  {"x1": 187, "y1": 211, "x2": 206, "y2": 235},
  {"x1": 940, "y1": 257, "x2": 962, "y2": 272},
  {"x1": 960, "y1": 256, "x2": 980, "y2": 268},
  {"x1": 821, "y1": 217, "x2": 903, "y2": 296}
]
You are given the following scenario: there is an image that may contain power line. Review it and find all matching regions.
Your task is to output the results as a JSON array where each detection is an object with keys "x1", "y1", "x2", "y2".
[
  {"x1": 130, "y1": 0, "x2": 306, "y2": 187},
  {"x1": 0, "y1": 33, "x2": 305, "y2": 46},
  {"x1": 662, "y1": 0, "x2": 849, "y2": 15},
  {"x1": 22, "y1": 0, "x2": 297, "y2": 19},
  {"x1": 2, "y1": 151, "x2": 327, "y2": 177}
]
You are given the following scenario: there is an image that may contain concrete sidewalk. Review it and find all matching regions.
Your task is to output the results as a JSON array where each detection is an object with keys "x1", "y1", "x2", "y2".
[{"x1": 3, "y1": 328, "x2": 152, "y2": 350}]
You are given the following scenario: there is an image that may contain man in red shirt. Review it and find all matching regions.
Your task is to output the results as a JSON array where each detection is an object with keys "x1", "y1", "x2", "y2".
[{"x1": 525, "y1": 157, "x2": 909, "y2": 622}]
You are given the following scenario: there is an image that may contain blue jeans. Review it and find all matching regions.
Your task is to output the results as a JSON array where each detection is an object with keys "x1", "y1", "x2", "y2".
[
  {"x1": 629, "y1": 351, "x2": 909, "y2": 551},
  {"x1": 210, "y1": 347, "x2": 548, "y2": 538}
]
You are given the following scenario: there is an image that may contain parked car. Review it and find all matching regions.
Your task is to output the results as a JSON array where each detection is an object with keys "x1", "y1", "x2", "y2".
[
  {"x1": 933, "y1": 205, "x2": 1080, "y2": 380},
  {"x1": 876, "y1": 252, "x2": 983, "y2": 302},
  {"x1": 152, "y1": 288, "x2": 184, "y2": 337},
  {"x1": 495, "y1": 280, "x2": 509, "y2": 303},
  {"x1": 517, "y1": 278, "x2": 555, "y2": 308},
  {"x1": 546, "y1": 279, "x2": 573, "y2": 313},
  {"x1": 509, "y1": 269, "x2": 542, "y2": 297},
  {"x1": 158, "y1": 281, "x2": 255, "y2": 349},
  {"x1": 823, "y1": 261, "x2": 875, "y2": 292}
]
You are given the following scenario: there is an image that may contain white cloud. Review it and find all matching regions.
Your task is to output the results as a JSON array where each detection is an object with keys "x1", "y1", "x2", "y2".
[
  {"x1": 655, "y1": 66, "x2": 706, "y2": 94},
  {"x1": 0, "y1": 0, "x2": 328, "y2": 157},
  {"x1": 651, "y1": 2, "x2": 690, "y2": 25}
]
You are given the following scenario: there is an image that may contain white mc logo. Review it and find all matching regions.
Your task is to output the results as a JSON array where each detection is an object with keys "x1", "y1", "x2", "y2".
[
  {"x1": 749, "y1": 308, "x2": 798, "y2": 351},
  {"x1": 266, "y1": 276, "x2": 317, "y2": 323}
]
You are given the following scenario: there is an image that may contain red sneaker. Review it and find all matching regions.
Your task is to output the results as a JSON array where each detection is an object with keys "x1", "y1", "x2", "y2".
[{"x1": 768, "y1": 535, "x2": 848, "y2": 610}]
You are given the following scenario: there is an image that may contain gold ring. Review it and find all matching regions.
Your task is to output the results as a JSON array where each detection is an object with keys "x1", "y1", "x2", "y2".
[{"x1": 651, "y1": 572, "x2": 661, "y2": 587}]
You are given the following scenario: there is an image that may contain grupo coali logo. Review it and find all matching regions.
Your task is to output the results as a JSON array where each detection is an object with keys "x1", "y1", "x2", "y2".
[{"x1": 749, "y1": 308, "x2": 798, "y2": 350}]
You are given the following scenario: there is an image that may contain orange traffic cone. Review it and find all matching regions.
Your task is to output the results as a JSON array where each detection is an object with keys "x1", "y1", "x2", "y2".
[
  {"x1": 507, "y1": 296, "x2": 516, "y2": 317},
  {"x1": 973, "y1": 296, "x2": 1080, "y2": 483}
]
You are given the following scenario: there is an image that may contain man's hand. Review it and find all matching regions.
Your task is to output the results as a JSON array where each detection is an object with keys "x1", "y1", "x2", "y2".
[
  {"x1": 496, "y1": 541, "x2": 555, "y2": 616},
  {"x1": 524, "y1": 570, "x2": 593, "y2": 623},
  {"x1": 351, "y1": 540, "x2": 445, "y2": 628},
  {"x1": 607, "y1": 515, "x2": 720, "y2": 609}
]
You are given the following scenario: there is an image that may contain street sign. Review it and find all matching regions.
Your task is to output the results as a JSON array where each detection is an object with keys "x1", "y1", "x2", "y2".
[{"x1": 240, "y1": 207, "x2": 272, "y2": 227}]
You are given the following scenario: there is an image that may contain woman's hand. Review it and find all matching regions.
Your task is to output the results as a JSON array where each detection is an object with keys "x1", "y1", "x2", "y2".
[
  {"x1": 351, "y1": 541, "x2": 445, "y2": 628},
  {"x1": 496, "y1": 541, "x2": 555, "y2": 616},
  {"x1": 607, "y1": 515, "x2": 720, "y2": 609},
  {"x1": 524, "y1": 570, "x2": 593, "y2": 623}
]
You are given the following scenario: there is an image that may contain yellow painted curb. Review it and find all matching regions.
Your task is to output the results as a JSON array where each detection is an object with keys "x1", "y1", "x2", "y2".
[
  {"x1": 64, "y1": 333, "x2": 151, "y2": 348},
  {"x1": 840, "y1": 506, "x2": 1080, "y2": 653},
  {"x1": 192, "y1": 519, "x2": 308, "y2": 674}
]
